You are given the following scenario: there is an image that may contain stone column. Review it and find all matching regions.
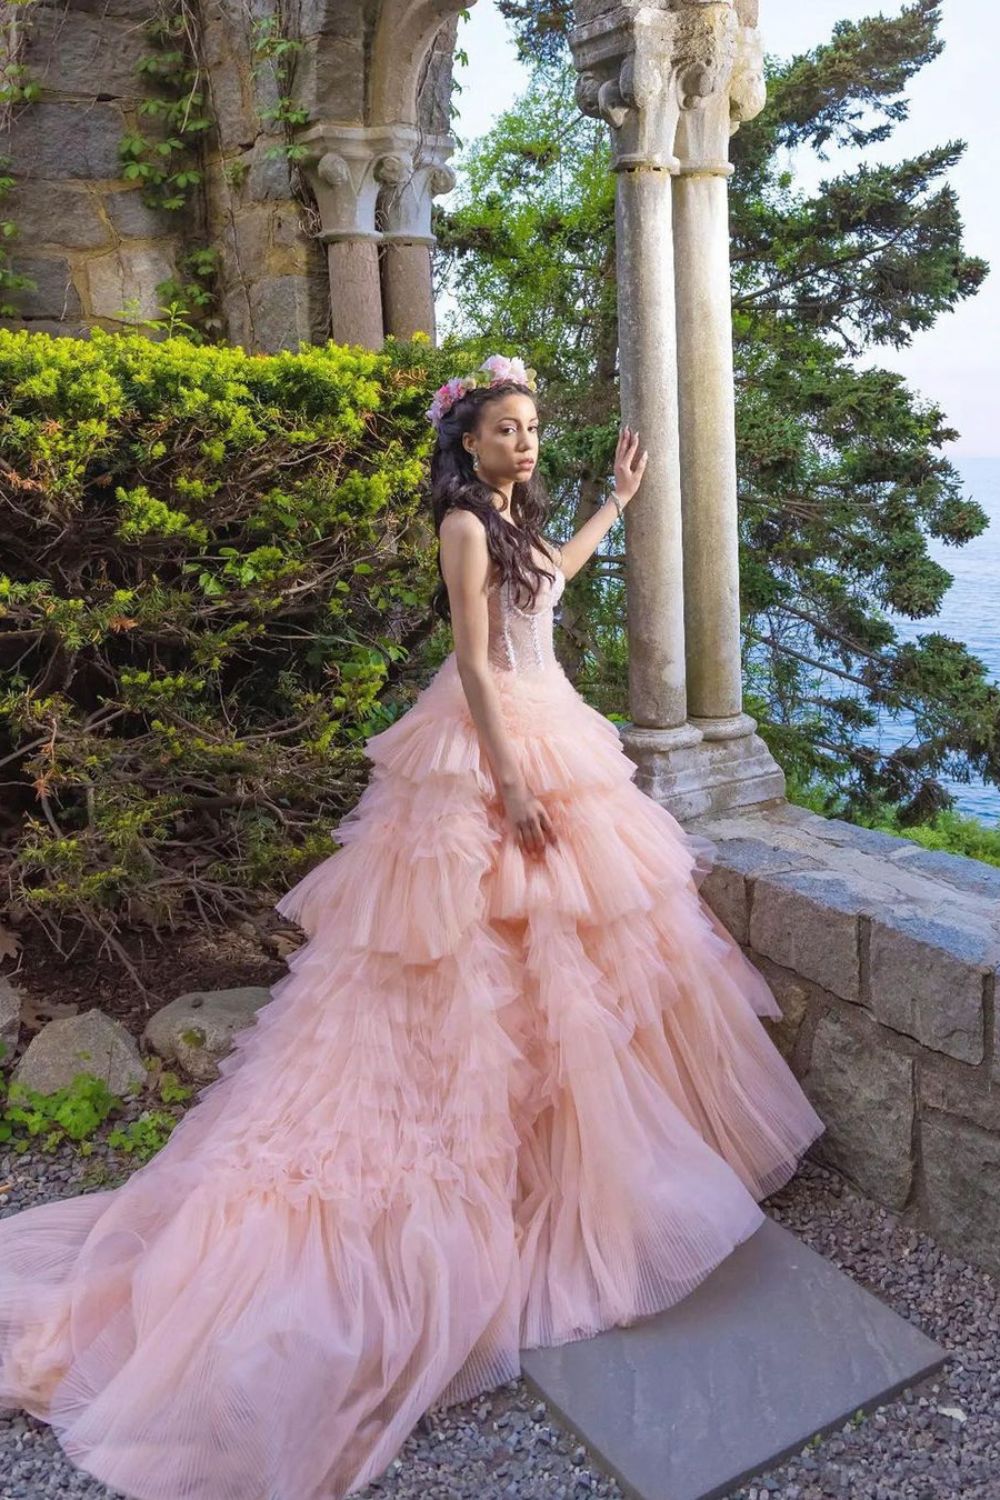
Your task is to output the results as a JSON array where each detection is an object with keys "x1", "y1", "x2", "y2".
[
  {"x1": 673, "y1": 5, "x2": 761, "y2": 741},
  {"x1": 299, "y1": 124, "x2": 387, "y2": 349},
  {"x1": 573, "y1": 7, "x2": 696, "y2": 755},
  {"x1": 571, "y1": 0, "x2": 785, "y2": 818},
  {"x1": 377, "y1": 138, "x2": 457, "y2": 341}
]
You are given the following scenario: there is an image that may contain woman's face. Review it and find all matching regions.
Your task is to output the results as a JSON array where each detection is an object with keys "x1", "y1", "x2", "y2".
[{"x1": 463, "y1": 393, "x2": 539, "y2": 488}]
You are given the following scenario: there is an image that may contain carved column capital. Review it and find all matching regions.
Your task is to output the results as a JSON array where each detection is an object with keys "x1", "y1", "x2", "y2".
[
  {"x1": 570, "y1": 1, "x2": 766, "y2": 174},
  {"x1": 298, "y1": 122, "x2": 456, "y2": 246},
  {"x1": 377, "y1": 134, "x2": 457, "y2": 247},
  {"x1": 300, "y1": 125, "x2": 387, "y2": 243},
  {"x1": 675, "y1": 11, "x2": 765, "y2": 175}
]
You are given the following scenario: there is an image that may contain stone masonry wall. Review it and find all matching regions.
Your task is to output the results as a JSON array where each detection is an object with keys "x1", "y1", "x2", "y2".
[
  {"x1": 2, "y1": 0, "x2": 195, "y2": 335},
  {"x1": 692, "y1": 801, "x2": 1000, "y2": 1278},
  {"x1": 0, "y1": 0, "x2": 456, "y2": 349}
]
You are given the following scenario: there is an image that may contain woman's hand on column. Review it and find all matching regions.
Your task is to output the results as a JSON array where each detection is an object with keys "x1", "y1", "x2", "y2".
[{"x1": 613, "y1": 426, "x2": 649, "y2": 506}]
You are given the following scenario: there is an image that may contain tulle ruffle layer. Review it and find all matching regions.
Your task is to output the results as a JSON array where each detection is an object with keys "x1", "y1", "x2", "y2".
[{"x1": 0, "y1": 652, "x2": 825, "y2": 1500}]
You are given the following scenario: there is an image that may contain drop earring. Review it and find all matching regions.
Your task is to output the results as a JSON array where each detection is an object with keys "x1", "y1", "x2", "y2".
[{"x1": 472, "y1": 453, "x2": 480, "y2": 472}]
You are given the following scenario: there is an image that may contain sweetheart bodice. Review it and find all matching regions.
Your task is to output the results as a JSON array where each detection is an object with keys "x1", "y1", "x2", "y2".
[{"x1": 487, "y1": 559, "x2": 565, "y2": 675}]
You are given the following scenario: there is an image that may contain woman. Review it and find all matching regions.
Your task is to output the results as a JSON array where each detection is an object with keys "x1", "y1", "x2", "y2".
[{"x1": 0, "y1": 354, "x2": 825, "y2": 1500}]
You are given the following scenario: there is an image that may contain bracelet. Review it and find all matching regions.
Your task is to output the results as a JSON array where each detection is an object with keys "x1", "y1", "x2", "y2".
[{"x1": 608, "y1": 490, "x2": 624, "y2": 521}]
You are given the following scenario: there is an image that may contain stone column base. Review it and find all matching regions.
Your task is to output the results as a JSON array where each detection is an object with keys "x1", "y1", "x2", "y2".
[{"x1": 620, "y1": 720, "x2": 786, "y2": 819}]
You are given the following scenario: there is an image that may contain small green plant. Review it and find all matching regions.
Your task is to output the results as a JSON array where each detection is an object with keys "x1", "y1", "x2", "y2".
[
  {"x1": 110, "y1": 249, "x2": 220, "y2": 341},
  {"x1": 223, "y1": 156, "x2": 250, "y2": 190},
  {"x1": 106, "y1": 1108, "x2": 181, "y2": 1162},
  {"x1": 0, "y1": 154, "x2": 35, "y2": 317},
  {"x1": 120, "y1": 3, "x2": 211, "y2": 212},
  {"x1": 0, "y1": 1072, "x2": 128, "y2": 1154},
  {"x1": 0, "y1": 1059, "x2": 194, "y2": 1163},
  {"x1": 0, "y1": 60, "x2": 40, "y2": 110},
  {"x1": 249, "y1": 16, "x2": 311, "y2": 163}
]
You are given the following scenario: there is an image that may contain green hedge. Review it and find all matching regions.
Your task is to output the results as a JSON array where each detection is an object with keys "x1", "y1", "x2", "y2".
[{"x1": 0, "y1": 327, "x2": 459, "y2": 949}]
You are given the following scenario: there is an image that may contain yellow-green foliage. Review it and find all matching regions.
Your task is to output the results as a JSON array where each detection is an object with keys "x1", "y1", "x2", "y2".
[{"x1": 0, "y1": 327, "x2": 463, "y2": 941}]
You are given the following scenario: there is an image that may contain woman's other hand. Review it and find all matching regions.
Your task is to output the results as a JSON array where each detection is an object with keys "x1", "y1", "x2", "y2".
[{"x1": 501, "y1": 781, "x2": 558, "y2": 857}]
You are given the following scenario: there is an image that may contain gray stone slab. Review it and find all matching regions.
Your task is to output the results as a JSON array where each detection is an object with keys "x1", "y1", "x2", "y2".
[
  {"x1": 749, "y1": 870, "x2": 868, "y2": 1003},
  {"x1": 521, "y1": 1216, "x2": 947, "y2": 1500},
  {"x1": 868, "y1": 908, "x2": 992, "y2": 1064}
]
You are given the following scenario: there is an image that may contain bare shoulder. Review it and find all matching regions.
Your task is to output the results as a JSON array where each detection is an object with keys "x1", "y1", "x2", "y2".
[
  {"x1": 438, "y1": 507, "x2": 490, "y2": 573},
  {"x1": 439, "y1": 506, "x2": 488, "y2": 549}
]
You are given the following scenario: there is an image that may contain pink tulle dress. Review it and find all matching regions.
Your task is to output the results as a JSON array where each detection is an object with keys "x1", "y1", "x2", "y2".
[{"x1": 0, "y1": 542, "x2": 825, "y2": 1500}]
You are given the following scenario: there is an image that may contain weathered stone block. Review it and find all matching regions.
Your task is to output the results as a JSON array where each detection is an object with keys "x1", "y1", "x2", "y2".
[
  {"x1": 143, "y1": 985, "x2": 272, "y2": 1083},
  {"x1": 28, "y1": 8, "x2": 152, "y2": 97},
  {"x1": 699, "y1": 865, "x2": 749, "y2": 945},
  {"x1": 749, "y1": 871, "x2": 865, "y2": 1003},
  {"x1": 803, "y1": 1009, "x2": 915, "y2": 1209},
  {"x1": 250, "y1": 272, "x2": 328, "y2": 352},
  {"x1": 13, "y1": 1009, "x2": 146, "y2": 1097},
  {"x1": 814, "y1": 817, "x2": 919, "y2": 860},
  {"x1": 2, "y1": 182, "x2": 108, "y2": 249},
  {"x1": 868, "y1": 910, "x2": 991, "y2": 1064},
  {"x1": 294, "y1": 38, "x2": 367, "y2": 120},
  {"x1": 203, "y1": 53, "x2": 256, "y2": 147},
  {"x1": 758, "y1": 970, "x2": 810, "y2": 1063},
  {"x1": 0, "y1": 318, "x2": 81, "y2": 336},
  {"x1": 105, "y1": 188, "x2": 180, "y2": 239},
  {"x1": 922, "y1": 1110, "x2": 1000, "y2": 1276},
  {"x1": 712, "y1": 836, "x2": 823, "y2": 879},
  {"x1": 921, "y1": 1066, "x2": 1000, "y2": 1136},
  {"x1": 9, "y1": 257, "x2": 83, "y2": 319},
  {"x1": 6, "y1": 101, "x2": 126, "y2": 180},
  {"x1": 891, "y1": 845, "x2": 1000, "y2": 900},
  {"x1": 698, "y1": 837, "x2": 822, "y2": 947},
  {"x1": 246, "y1": 143, "x2": 296, "y2": 202},
  {"x1": 83, "y1": 245, "x2": 177, "y2": 321}
]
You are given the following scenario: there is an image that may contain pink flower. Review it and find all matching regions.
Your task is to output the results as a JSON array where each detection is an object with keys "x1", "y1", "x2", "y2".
[{"x1": 426, "y1": 354, "x2": 538, "y2": 429}]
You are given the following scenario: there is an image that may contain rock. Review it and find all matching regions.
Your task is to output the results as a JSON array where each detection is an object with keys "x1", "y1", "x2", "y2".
[
  {"x1": 6, "y1": 101, "x2": 126, "y2": 181},
  {"x1": 143, "y1": 986, "x2": 273, "y2": 1082},
  {"x1": 749, "y1": 870, "x2": 871, "y2": 1004},
  {"x1": 105, "y1": 188, "x2": 181, "y2": 240},
  {"x1": 699, "y1": 836, "x2": 822, "y2": 947},
  {"x1": 868, "y1": 910, "x2": 991, "y2": 1066},
  {"x1": 1, "y1": 182, "x2": 108, "y2": 249},
  {"x1": 758, "y1": 969, "x2": 811, "y2": 1062},
  {"x1": 250, "y1": 272, "x2": 328, "y2": 352},
  {"x1": 7, "y1": 256, "x2": 83, "y2": 320},
  {"x1": 26, "y1": 8, "x2": 152, "y2": 97},
  {"x1": 82, "y1": 245, "x2": 178, "y2": 322},
  {"x1": 922, "y1": 1111, "x2": 1000, "y2": 1277},
  {"x1": 12, "y1": 1009, "x2": 146, "y2": 1097},
  {"x1": 0, "y1": 976, "x2": 22, "y2": 1068},
  {"x1": 803, "y1": 1008, "x2": 915, "y2": 1210}
]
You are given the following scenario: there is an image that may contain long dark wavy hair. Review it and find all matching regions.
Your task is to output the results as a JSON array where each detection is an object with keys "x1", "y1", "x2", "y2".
[{"x1": 428, "y1": 380, "x2": 559, "y2": 623}]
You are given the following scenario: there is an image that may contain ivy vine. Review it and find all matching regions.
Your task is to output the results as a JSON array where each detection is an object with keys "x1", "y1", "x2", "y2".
[
  {"x1": 118, "y1": 0, "x2": 211, "y2": 213},
  {"x1": 0, "y1": 0, "x2": 41, "y2": 316}
]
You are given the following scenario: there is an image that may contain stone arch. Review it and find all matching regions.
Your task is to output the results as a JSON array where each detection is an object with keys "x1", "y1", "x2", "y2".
[
  {"x1": 298, "y1": 0, "x2": 465, "y2": 346},
  {"x1": 369, "y1": 0, "x2": 463, "y2": 126}
]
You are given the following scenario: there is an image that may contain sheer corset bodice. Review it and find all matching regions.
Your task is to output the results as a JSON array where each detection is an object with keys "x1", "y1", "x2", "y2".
[{"x1": 487, "y1": 556, "x2": 565, "y2": 675}]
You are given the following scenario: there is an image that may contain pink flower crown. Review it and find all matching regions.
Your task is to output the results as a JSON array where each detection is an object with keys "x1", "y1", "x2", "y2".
[{"x1": 426, "y1": 354, "x2": 538, "y2": 430}]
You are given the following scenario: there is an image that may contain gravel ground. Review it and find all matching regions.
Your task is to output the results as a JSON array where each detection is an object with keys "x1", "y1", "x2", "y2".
[{"x1": 0, "y1": 1136, "x2": 995, "y2": 1500}]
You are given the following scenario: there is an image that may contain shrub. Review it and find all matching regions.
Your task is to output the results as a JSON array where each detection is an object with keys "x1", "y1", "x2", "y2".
[{"x1": 0, "y1": 327, "x2": 459, "y2": 959}]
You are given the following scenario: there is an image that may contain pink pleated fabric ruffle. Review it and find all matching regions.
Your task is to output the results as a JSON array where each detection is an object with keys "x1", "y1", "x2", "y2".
[{"x1": 0, "y1": 651, "x2": 825, "y2": 1500}]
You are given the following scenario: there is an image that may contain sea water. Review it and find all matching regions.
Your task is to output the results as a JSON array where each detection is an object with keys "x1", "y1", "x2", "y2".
[{"x1": 866, "y1": 455, "x2": 1000, "y2": 825}]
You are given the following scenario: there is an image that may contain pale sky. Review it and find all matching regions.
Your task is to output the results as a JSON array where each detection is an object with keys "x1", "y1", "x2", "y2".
[{"x1": 443, "y1": 1, "x2": 999, "y2": 458}]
